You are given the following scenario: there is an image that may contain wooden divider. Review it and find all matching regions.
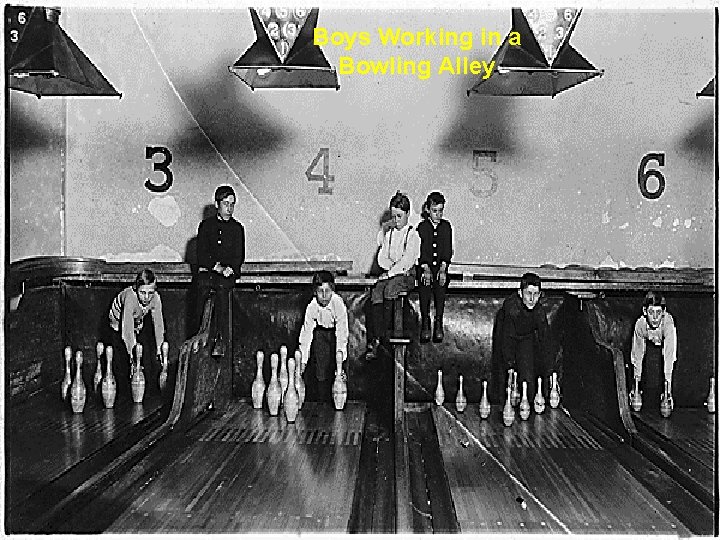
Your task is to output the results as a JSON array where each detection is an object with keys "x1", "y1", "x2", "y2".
[{"x1": 388, "y1": 293, "x2": 412, "y2": 532}]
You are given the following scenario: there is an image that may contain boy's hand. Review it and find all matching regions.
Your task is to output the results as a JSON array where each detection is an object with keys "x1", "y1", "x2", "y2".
[
  {"x1": 381, "y1": 218, "x2": 394, "y2": 234},
  {"x1": 378, "y1": 272, "x2": 389, "y2": 281},
  {"x1": 422, "y1": 267, "x2": 433, "y2": 286},
  {"x1": 212, "y1": 262, "x2": 223, "y2": 274},
  {"x1": 438, "y1": 271, "x2": 447, "y2": 287}
]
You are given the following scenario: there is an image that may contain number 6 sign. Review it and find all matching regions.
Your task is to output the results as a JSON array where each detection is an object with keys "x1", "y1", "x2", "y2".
[{"x1": 638, "y1": 152, "x2": 665, "y2": 199}]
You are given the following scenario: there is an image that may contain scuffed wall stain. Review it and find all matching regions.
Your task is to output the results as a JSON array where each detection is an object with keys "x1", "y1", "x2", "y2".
[
  {"x1": 148, "y1": 196, "x2": 181, "y2": 227},
  {"x1": 104, "y1": 244, "x2": 182, "y2": 262}
]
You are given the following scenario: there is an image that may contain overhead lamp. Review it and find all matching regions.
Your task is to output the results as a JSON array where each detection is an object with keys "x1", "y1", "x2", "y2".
[
  {"x1": 696, "y1": 78, "x2": 715, "y2": 98},
  {"x1": 6, "y1": 6, "x2": 121, "y2": 98},
  {"x1": 228, "y1": 7, "x2": 339, "y2": 90},
  {"x1": 468, "y1": 8, "x2": 603, "y2": 98}
]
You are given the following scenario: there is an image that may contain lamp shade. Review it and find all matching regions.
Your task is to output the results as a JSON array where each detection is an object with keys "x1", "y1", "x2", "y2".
[
  {"x1": 469, "y1": 8, "x2": 602, "y2": 98},
  {"x1": 228, "y1": 7, "x2": 338, "y2": 90},
  {"x1": 7, "y1": 6, "x2": 121, "y2": 98}
]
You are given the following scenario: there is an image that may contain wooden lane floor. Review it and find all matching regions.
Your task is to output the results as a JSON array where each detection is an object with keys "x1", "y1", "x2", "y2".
[
  {"x1": 104, "y1": 400, "x2": 365, "y2": 533},
  {"x1": 432, "y1": 404, "x2": 691, "y2": 535},
  {"x1": 634, "y1": 407, "x2": 715, "y2": 471},
  {"x1": 6, "y1": 386, "x2": 164, "y2": 509}
]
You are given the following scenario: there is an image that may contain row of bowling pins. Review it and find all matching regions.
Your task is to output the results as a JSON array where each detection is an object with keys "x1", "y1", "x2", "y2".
[
  {"x1": 251, "y1": 345, "x2": 348, "y2": 422},
  {"x1": 61, "y1": 341, "x2": 169, "y2": 413},
  {"x1": 629, "y1": 376, "x2": 715, "y2": 417},
  {"x1": 501, "y1": 371, "x2": 561, "y2": 427},
  {"x1": 433, "y1": 368, "x2": 561, "y2": 425}
]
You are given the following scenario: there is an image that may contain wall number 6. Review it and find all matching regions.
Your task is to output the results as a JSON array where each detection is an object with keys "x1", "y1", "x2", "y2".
[
  {"x1": 144, "y1": 146, "x2": 173, "y2": 193},
  {"x1": 638, "y1": 152, "x2": 665, "y2": 199}
]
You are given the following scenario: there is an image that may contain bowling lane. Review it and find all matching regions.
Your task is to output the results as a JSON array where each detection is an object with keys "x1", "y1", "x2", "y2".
[
  {"x1": 6, "y1": 386, "x2": 164, "y2": 508},
  {"x1": 433, "y1": 405, "x2": 690, "y2": 535},
  {"x1": 634, "y1": 408, "x2": 715, "y2": 471},
  {"x1": 103, "y1": 401, "x2": 365, "y2": 533}
]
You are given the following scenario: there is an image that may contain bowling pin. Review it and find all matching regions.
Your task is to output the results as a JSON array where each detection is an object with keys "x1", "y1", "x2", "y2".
[
  {"x1": 294, "y1": 350, "x2": 305, "y2": 410},
  {"x1": 70, "y1": 350, "x2": 86, "y2": 413},
  {"x1": 251, "y1": 351, "x2": 265, "y2": 409},
  {"x1": 159, "y1": 341, "x2": 169, "y2": 391},
  {"x1": 534, "y1": 376, "x2": 545, "y2": 414},
  {"x1": 502, "y1": 384, "x2": 515, "y2": 427},
  {"x1": 660, "y1": 379, "x2": 673, "y2": 418},
  {"x1": 435, "y1": 369, "x2": 445, "y2": 406},
  {"x1": 511, "y1": 371, "x2": 520, "y2": 407},
  {"x1": 131, "y1": 343, "x2": 145, "y2": 403},
  {"x1": 549, "y1": 372, "x2": 561, "y2": 409},
  {"x1": 629, "y1": 377, "x2": 642, "y2": 412},
  {"x1": 279, "y1": 345, "x2": 289, "y2": 404},
  {"x1": 267, "y1": 353, "x2": 281, "y2": 416},
  {"x1": 94, "y1": 342, "x2": 104, "y2": 394},
  {"x1": 284, "y1": 354, "x2": 300, "y2": 422},
  {"x1": 61, "y1": 346, "x2": 72, "y2": 402},
  {"x1": 478, "y1": 380, "x2": 491, "y2": 419},
  {"x1": 707, "y1": 377, "x2": 715, "y2": 414},
  {"x1": 455, "y1": 375, "x2": 467, "y2": 413},
  {"x1": 519, "y1": 381, "x2": 530, "y2": 420},
  {"x1": 332, "y1": 351, "x2": 348, "y2": 410},
  {"x1": 101, "y1": 345, "x2": 116, "y2": 408}
]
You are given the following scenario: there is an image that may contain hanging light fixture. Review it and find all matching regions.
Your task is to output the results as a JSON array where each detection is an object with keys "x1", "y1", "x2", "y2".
[
  {"x1": 228, "y1": 7, "x2": 339, "y2": 90},
  {"x1": 696, "y1": 78, "x2": 715, "y2": 98},
  {"x1": 468, "y1": 8, "x2": 603, "y2": 98},
  {"x1": 6, "y1": 6, "x2": 121, "y2": 98}
]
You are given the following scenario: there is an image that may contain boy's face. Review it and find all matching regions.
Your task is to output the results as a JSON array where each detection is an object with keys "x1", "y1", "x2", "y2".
[
  {"x1": 137, "y1": 283, "x2": 157, "y2": 307},
  {"x1": 428, "y1": 202, "x2": 444, "y2": 225},
  {"x1": 519, "y1": 285, "x2": 541, "y2": 310},
  {"x1": 391, "y1": 207, "x2": 409, "y2": 230},
  {"x1": 216, "y1": 195, "x2": 236, "y2": 221},
  {"x1": 315, "y1": 282, "x2": 333, "y2": 307},
  {"x1": 643, "y1": 305, "x2": 665, "y2": 329}
]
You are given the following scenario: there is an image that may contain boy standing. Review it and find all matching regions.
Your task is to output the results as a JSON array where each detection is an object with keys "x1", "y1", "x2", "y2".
[
  {"x1": 630, "y1": 291, "x2": 677, "y2": 402},
  {"x1": 299, "y1": 271, "x2": 349, "y2": 402},
  {"x1": 499, "y1": 272, "x2": 551, "y2": 404}
]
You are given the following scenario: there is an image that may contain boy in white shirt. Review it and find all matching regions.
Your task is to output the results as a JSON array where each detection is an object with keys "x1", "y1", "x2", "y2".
[
  {"x1": 367, "y1": 191, "x2": 420, "y2": 356},
  {"x1": 631, "y1": 290, "x2": 677, "y2": 406},
  {"x1": 299, "y1": 271, "x2": 349, "y2": 402}
]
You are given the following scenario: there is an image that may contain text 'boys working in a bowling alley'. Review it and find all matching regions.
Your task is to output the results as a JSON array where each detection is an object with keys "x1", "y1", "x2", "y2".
[
  {"x1": 499, "y1": 272, "x2": 553, "y2": 408},
  {"x1": 630, "y1": 291, "x2": 677, "y2": 409},
  {"x1": 105, "y1": 268, "x2": 168, "y2": 396},
  {"x1": 367, "y1": 191, "x2": 421, "y2": 358},
  {"x1": 298, "y1": 271, "x2": 350, "y2": 402}
]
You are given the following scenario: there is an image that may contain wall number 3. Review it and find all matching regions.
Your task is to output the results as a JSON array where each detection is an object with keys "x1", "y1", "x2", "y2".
[
  {"x1": 306, "y1": 148, "x2": 334, "y2": 195},
  {"x1": 638, "y1": 152, "x2": 665, "y2": 199},
  {"x1": 144, "y1": 146, "x2": 173, "y2": 193}
]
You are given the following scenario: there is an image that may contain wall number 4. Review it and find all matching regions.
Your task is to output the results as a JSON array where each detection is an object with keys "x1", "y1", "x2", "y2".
[
  {"x1": 638, "y1": 152, "x2": 665, "y2": 199},
  {"x1": 306, "y1": 148, "x2": 334, "y2": 195}
]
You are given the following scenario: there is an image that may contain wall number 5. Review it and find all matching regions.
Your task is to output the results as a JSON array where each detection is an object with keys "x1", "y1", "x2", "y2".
[
  {"x1": 144, "y1": 146, "x2": 173, "y2": 193},
  {"x1": 306, "y1": 148, "x2": 334, "y2": 195},
  {"x1": 638, "y1": 152, "x2": 665, "y2": 199}
]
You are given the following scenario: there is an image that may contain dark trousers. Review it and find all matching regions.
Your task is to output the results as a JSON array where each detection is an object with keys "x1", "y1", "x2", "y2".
[
  {"x1": 304, "y1": 327, "x2": 337, "y2": 402},
  {"x1": 418, "y1": 271, "x2": 448, "y2": 324},
  {"x1": 370, "y1": 273, "x2": 414, "y2": 341},
  {"x1": 194, "y1": 272, "x2": 234, "y2": 336},
  {"x1": 640, "y1": 344, "x2": 663, "y2": 405},
  {"x1": 513, "y1": 336, "x2": 548, "y2": 403}
]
